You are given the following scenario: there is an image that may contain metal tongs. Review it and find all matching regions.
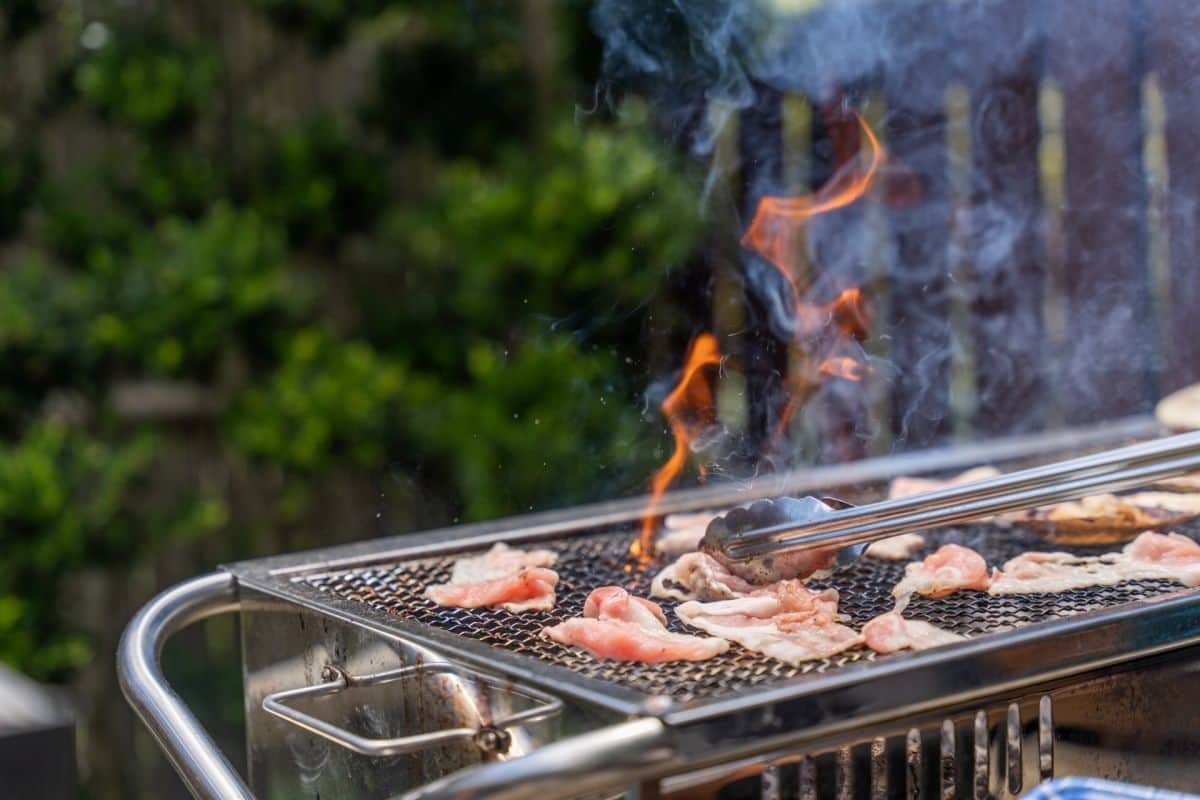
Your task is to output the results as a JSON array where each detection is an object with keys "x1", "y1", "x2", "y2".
[{"x1": 704, "y1": 430, "x2": 1200, "y2": 567}]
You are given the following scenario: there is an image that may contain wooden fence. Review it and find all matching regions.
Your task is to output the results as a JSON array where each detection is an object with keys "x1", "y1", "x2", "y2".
[{"x1": 712, "y1": 0, "x2": 1200, "y2": 461}]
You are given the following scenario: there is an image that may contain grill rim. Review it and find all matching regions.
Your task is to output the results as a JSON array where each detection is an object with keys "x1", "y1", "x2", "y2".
[{"x1": 225, "y1": 414, "x2": 1200, "y2": 725}]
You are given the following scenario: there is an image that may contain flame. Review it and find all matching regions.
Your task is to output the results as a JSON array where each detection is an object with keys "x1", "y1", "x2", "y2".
[
  {"x1": 740, "y1": 116, "x2": 884, "y2": 282},
  {"x1": 740, "y1": 113, "x2": 883, "y2": 460},
  {"x1": 633, "y1": 333, "x2": 722, "y2": 560},
  {"x1": 817, "y1": 356, "x2": 867, "y2": 381}
]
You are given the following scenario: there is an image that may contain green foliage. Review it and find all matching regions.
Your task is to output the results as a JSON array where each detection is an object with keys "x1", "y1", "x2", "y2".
[
  {"x1": 375, "y1": 116, "x2": 702, "y2": 366},
  {"x1": 0, "y1": 257, "x2": 100, "y2": 424},
  {"x1": 88, "y1": 205, "x2": 301, "y2": 377},
  {"x1": 0, "y1": 142, "x2": 40, "y2": 240},
  {"x1": 0, "y1": 423, "x2": 155, "y2": 679},
  {"x1": 229, "y1": 330, "x2": 406, "y2": 472},
  {"x1": 75, "y1": 36, "x2": 220, "y2": 136},
  {"x1": 252, "y1": 0, "x2": 392, "y2": 51},
  {"x1": 249, "y1": 116, "x2": 390, "y2": 251},
  {"x1": 406, "y1": 333, "x2": 654, "y2": 520}
]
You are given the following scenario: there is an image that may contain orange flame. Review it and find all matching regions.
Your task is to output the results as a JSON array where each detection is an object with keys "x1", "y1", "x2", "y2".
[
  {"x1": 740, "y1": 116, "x2": 884, "y2": 283},
  {"x1": 741, "y1": 114, "x2": 883, "y2": 461},
  {"x1": 817, "y1": 356, "x2": 867, "y2": 382},
  {"x1": 633, "y1": 333, "x2": 722, "y2": 560}
]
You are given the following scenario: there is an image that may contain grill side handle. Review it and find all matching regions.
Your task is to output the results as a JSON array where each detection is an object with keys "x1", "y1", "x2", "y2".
[
  {"x1": 118, "y1": 571, "x2": 254, "y2": 800},
  {"x1": 394, "y1": 717, "x2": 675, "y2": 800}
]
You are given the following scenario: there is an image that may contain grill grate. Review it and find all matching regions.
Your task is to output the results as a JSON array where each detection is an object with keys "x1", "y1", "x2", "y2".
[{"x1": 299, "y1": 521, "x2": 1199, "y2": 702}]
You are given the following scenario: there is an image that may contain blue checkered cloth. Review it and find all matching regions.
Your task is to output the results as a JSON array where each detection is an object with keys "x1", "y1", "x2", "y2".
[{"x1": 1024, "y1": 778, "x2": 1200, "y2": 800}]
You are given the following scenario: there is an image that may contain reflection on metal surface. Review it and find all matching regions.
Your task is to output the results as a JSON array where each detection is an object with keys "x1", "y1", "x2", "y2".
[
  {"x1": 1039, "y1": 695, "x2": 1054, "y2": 782},
  {"x1": 1007, "y1": 702, "x2": 1023, "y2": 795},
  {"x1": 760, "y1": 763, "x2": 780, "y2": 800},
  {"x1": 905, "y1": 727, "x2": 922, "y2": 800},
  {"x1": 870, "y1": 737, "x2": 887, "y2": 800},
  {"x1": 974, "y1": 710, "x2": 989, "y2": 800},
  {"x1": 940, "y1": 719, "x2": 956, "y2": 800}
]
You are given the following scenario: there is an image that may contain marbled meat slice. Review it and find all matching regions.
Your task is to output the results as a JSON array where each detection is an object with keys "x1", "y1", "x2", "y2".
[
  {"x1": 861, "y1": 612, "x2": 963, "y2": 654},
  {"x1": 543, "y1": 587, "x2": 729, "y2": 662},
  {"x1": 449, "y1": 542, "x2": 557, "y2": 583},
  {"x1": 675, "y1": 581, "x2": 861, "y2": 664},
  {"x1": 893, "y1": 543, "x2": 991, "y2": 602},
  {"x1": 651, "y1": 552, "x2": 768, "y2": 601},
  {"x1": 425, "y1": 566, "x2": 559, "y2": 612},
  {"x1": 988, "y1": 531, "x2": 1200, "y2": 595},
  {"x1": 865, "y1": 533, "x2": 926, "y2": 561},
  {"x1": 1014, "y1": 492, "x2": 1200, "y2": 539},
  {"x1": 655, "y1": 511, "x2": 720, "y2": 557}
]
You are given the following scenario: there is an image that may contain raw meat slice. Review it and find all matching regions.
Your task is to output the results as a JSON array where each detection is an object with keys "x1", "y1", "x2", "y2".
[
  {"x1": 989, "y1": 531, "x2": 1200, "y2": 595},
  {"x1": 865, "y1": 533, "x2": 926, "y2": 560},
  {"x1": 449, "y1": 542, "x2": 558, "y2": 583},
  {"x1": 651, "y1": 552, "x2": 767, "y2": 601},
  {"x1": 543, "y1": 587, "x2": 728, "y2": 662},
  {"x1": 656, "y1": 511, "x2": 719, "y2": 557},
  {"x1": 1014, "y1": 492, "x2": 1200, "y2": 544},
  {"x1": 675, "y1": 581, "x2": 860, "y2": 664},
  {"x1": 893, "y1": 544, "x2": 991, "y2": 602},
  {"x1": 425, "y1": 567, "x2": 559, "y2": 612},
  {"x1": 862, "y1": 612, "x2": 963, "y2": 654}
]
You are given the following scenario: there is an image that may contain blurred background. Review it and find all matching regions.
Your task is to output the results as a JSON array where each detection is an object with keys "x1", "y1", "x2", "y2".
[
  {"x1": 3, "y1": 0, "x2": 1198, "y2": 796},
  {"x1": 0, "y1": 1, "x2": 709, "y2": 796}
]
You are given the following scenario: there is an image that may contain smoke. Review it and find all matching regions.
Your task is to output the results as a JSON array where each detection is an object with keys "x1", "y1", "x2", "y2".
[{"x1": 592, "y1": 0, "x2": 1166, "y2": 463}]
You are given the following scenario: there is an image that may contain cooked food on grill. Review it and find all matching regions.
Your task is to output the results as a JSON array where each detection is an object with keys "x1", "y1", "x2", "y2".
[
  {"x1": 1156, "y1": 382, "x2": 1200, "y2": 431},
  {"x1": 425, "y1": 543, "x2": 560, "y2": 612},
  {"x1": 656, "y1": 511, "x2": 720, "y2": 557},
  {"x1": 651, "y1": 552, "x2": 766, "y2": 601},
  {"x1": 426, "y1": 566, "x2": 559, "y2": 612},
  {"x1": 699, "y1": 498, "x2": 838, "y2": 583},
  {"x1": 675, "y1": 581, "x2": 861, "y2": 664},
  {"x1": 1014, "y1": 492, "x2": 1200, "y2": 544},
  {"x1": 861, "y1": 612, "x2": 963, "y2": 654},
  {"x1": 989, "y1": 531, "x2": 1200, "y2": 595},
  {"x1": 872, "y1": 467, "x2": 1003, "y2": 555},
  {"x1": 892, "y1": 543, "x2": 992, "y2": 602},
  {"x1": 865, "y1": 533, "x2": 926, "y2": 560},
  {"x1": 887, "y1": 466, "x2": 1001, "y2": 500},
  {"x1": 448, "y1": 542, "x2": 558, "y2": 582},
  {"x1": 543, "y1": 587, "x2": 729, "y2": 662},
  {"x1": 1153, "y1": 473, "x2": 1200, "y2": 493}
]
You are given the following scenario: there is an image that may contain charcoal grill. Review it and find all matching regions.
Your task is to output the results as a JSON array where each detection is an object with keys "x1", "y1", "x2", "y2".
[{"x1": 119, "y1": 415, "x2": 1200, "y2": 800}]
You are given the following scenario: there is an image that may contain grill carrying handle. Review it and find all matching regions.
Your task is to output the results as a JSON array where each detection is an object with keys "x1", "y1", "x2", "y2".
[
  {"x1": 117, "y1": 571, "x2": 254, "y2": 800},
  {"x1": 716, "y1": 429, "x2": 1200, "y2": 561},
  {"x1": 262, "y1": 662, "x2": 563, "y2": 757}
]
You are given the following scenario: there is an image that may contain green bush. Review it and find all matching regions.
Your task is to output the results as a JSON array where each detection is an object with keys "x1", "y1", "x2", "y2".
[
  {"x1": 0, "y1": 257, "x2": 100, "y2": 425},
  {"x1": 229, "y1": 329, "x2": 406, "y2": 472},
  {"x1": 75, "y1": 36, "x2": 220, "y2": 136},
  {"x1": 87, "y1": 205, "x2": 302, "y2": 377},
  {"x1": 0, "y1": 423, "x2": 155, "y2": 679},
  {"x1": 0, "y1": 142, "x2": 40, "y2": 240},
  {"x1": 248, "y1": 116, "x2": 390, "y2": 251}
]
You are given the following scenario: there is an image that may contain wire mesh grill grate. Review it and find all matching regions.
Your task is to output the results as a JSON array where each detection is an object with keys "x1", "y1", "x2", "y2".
[{"x1": 298, "y1": 521, "x2": 1199, "y2": 702}]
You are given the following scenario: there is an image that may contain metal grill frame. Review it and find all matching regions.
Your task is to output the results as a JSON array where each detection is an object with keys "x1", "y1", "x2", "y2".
[{"x1": 226, "y1": 416, "x2": 1200, "y2": 731}]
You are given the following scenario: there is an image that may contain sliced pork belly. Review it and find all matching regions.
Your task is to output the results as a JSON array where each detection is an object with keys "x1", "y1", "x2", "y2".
[
  {"x1": 887, "y1": 466, "x2": 1001, "y2": 501},
  {"x1": 865, "y1": 533, "x2": 926, "y2": 561},
  {"x1": 449, "y1": 542, "x2": 557, "y2": 583},
  {"x1": 543, "y1": 587, "x2": 728, "y2": 663},
  {"x1": 862, "y1": 612, "x2": 963, "y2": 654},
  {"x1": 1014, "y1": 492, "x2": 1200, "y2": 543},
  {"x1": 425, "y1": 566, "x2": 559, "y2": 612},
  {"x1": 989, "y1": 532, "x2": 1200, "y2": 595},
  {"x1": 675, "y1": 581, "x2": 860, "y2": 664},
  {"x1": 651, "y1": 552, "x2": 767, "y2": 601},
  {"x1": 655, "y1": 511, "x2": 719, "y2": 557},
  {"x1": 893, "y1": 543, "x2": 991, "y2": 602},
  {"x1": 1122, "y1": 531, "x2": 1200, "y2": 586}
]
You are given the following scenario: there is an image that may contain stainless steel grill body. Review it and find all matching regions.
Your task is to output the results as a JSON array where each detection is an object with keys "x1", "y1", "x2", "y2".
[{"x1": 121, "y1": 417, "x2": 1200, "y2": 800}]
